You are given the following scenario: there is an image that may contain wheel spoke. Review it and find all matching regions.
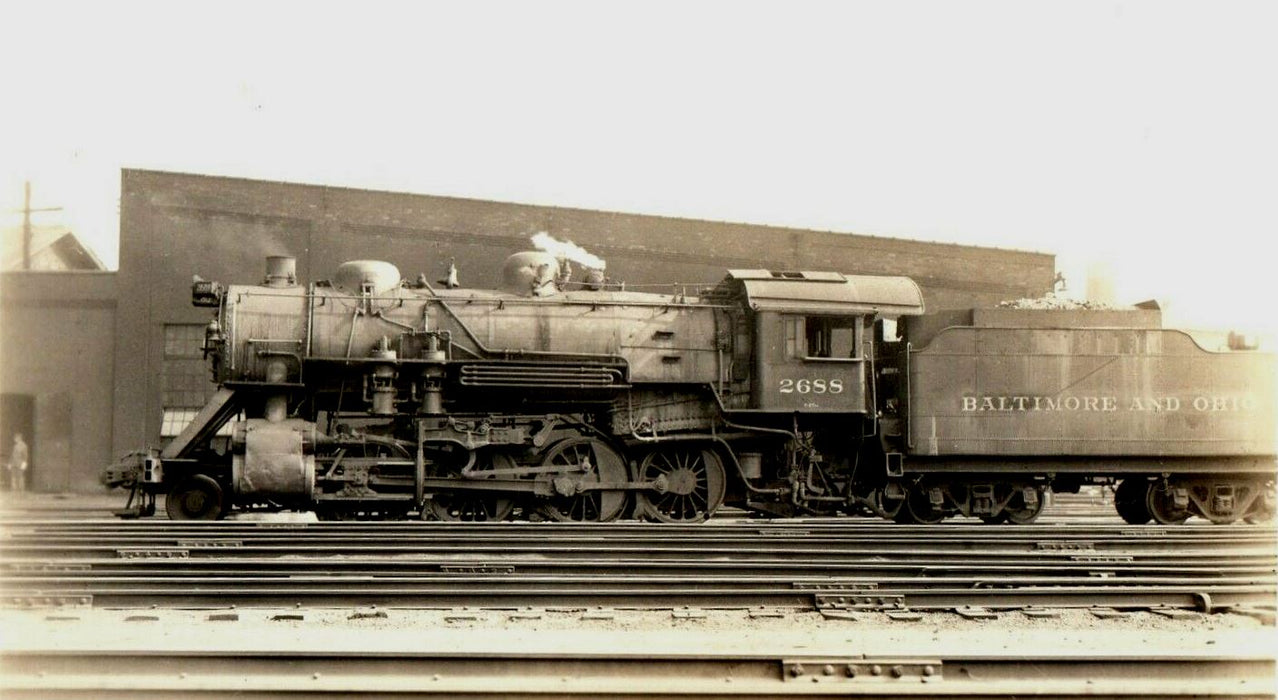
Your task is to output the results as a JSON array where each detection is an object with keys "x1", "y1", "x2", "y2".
[
  {"x1": 538, "y1": 438, "x2": 628, "y2": 522},
  {"x1": 424, "y1": 451, "x2": 514, "y2": 522},
  {"x1": 637, "y1": 446, "x2": 725, "y2": 523}
]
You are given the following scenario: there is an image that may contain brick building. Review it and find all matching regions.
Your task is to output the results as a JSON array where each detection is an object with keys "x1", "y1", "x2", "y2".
[{"x1": 1, "y1": 169, "x2": 1055, "y2": 491}]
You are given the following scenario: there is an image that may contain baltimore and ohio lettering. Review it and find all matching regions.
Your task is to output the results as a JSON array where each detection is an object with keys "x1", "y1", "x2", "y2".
[{"x1": 960, "y1": 395, "x2": 1259, "y2": 413}]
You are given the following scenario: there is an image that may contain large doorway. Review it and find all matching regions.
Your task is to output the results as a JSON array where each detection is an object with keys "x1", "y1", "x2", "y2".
[{"x1": 0, "y1": 394, "x2": 35, "y2": 490}]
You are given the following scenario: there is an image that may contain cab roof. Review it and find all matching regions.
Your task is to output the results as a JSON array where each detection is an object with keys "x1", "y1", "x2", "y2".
[{"x1": 726, "y1": 269, "x2": 925, "y2": 316}]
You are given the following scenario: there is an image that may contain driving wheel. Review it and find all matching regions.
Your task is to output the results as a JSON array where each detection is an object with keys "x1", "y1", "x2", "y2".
[
  {"x1": 423, "y1": 452, "x2": 516, "y2": 522},
  {"x1": 538, "y1": 438, "x2": 630, "y2": 522},
  {"x1": 635, "y1": 446, "x2": 727, "y2": 523}
]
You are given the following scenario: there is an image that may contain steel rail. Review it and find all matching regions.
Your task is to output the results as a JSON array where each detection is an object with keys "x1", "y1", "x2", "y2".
[
  {"x1": 4, "y1": 542, "x2": 1273, "y2": 563},
  {"x1": 6, "y1": 571, "x2": 1271, "y2": 589},
  {"x1": 7, "y1": 554, "x2": 1267, "y2": 572},
  {"x1": 5, "y1": 556, "x2": 1272, "y2": 578},
  {"x1": 5, "y1": 522, "x2": 1273, "y2": 543},
  {"x1": 2, "y1": 647, "x2": 1271, "y2": 699},
  {"x1": 4, "y1": 517, "x2": 1271, "y2": 533},
  {"x1": 2, "y1": 520, "x2": 1271, "y2": 615},
  {"x1": 3, "y1": 573, "x2": 1273, "y2": 611}
]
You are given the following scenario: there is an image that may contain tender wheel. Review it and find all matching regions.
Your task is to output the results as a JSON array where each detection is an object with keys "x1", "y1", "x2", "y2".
[
  {"x1": 979, "y1": 513, "x2": 1009, "y2": 525},
  {"x1": 899, "y1": 483, "x2": 945, "y2": 524},
  {"x1": 1244, "y1": 506, "x2": 1275, "y2": 525},
  {"x1": 636, "y1": 446, "x2": 727, "y2": 523},
  {"x1": 1114, "y1": 478, "x2": 1152, "y2": 525},
  {"x1": 1146, "y1": 481, "x2": 1191, "y2": 524},
  {"x1": 538, "y1": 438, "x2": 630, "y2": 522},
  {"x1": 871, "y1": 486, "x2": 906, "y2": 520},
  {"x1": 1004, "y1": 485, "x2": 1047, "y2": 525},
  {"x1": 1244, "y1": 484, "x2": 1275, "y2": 524},
  {"x1": 165, "y1": 474, "x2": 225, "y2": 520},
  {"x1": 424, "y1": 452, "x2": 515, "y2": 522}
]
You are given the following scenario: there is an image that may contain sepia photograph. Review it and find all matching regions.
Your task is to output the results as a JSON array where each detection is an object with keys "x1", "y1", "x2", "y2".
[{"x1": 2, "y1": 1, "x2": 1275, "y2": 697}]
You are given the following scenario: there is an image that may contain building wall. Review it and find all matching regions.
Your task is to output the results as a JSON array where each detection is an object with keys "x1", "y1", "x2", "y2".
[
  {"x1": 113, "y1": 169, "x2": 1056, "y2": 462},
  {"x1": 0, "y1": 272, "x2": 116, "y2": 491}
]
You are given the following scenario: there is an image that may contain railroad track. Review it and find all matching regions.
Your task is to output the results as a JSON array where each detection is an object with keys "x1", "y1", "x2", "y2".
[
  {"x1": 2, "y1": 519, "x2": 1274, "y2": 615},
  {"x1": 2, "y1": 508, "x2": 1274, "y2": 698},
  {"x1": 2, "y1": 645, "x2": 1272, "y2": 698},
  {"x1": 0, "y1": 487, "x2": 1147, "y2": 523}
]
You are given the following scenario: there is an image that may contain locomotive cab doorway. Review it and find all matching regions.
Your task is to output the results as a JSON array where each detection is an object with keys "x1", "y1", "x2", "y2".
[{"x1": 753, "y1": 312, "x2": 870, "y2": 413}]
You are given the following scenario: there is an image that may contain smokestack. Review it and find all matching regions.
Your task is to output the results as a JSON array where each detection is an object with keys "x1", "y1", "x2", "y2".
[{"x1": 265, "y1": 256, "x2": 297, "y2": 287}]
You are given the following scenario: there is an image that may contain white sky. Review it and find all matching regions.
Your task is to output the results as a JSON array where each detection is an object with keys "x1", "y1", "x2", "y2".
[{"x1": 2, "y1": 1, "x2": 1275, "y2": 332}]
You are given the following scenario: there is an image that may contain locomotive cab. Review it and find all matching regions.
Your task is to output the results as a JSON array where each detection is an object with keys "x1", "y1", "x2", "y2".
[
  {"x1": 722, "y1": 270, "x2": 925, "y2": 414},
  {"x1": 752, "y1": 311, "x2": 870, "y2": 412}
]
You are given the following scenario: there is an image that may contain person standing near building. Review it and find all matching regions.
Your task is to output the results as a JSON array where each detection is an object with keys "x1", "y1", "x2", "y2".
[{"x1": 9, "y1": 433, "x2": 28, "y2": 492}]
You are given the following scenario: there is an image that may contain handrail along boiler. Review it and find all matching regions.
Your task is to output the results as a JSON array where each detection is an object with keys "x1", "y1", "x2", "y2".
[{"x1": 104, "y1": 252, "x2": 1277, "y2": 524}]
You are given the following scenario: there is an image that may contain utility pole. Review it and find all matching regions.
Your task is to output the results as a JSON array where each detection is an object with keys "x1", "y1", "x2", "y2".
[{"x1": 15, "y1": 181, "x2": 64, "y2": 270}]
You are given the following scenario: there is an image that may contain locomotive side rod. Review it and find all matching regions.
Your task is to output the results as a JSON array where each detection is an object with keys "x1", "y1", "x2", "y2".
[{"x1": 414, "y1": 477, "x2": 664, "y2": 495}]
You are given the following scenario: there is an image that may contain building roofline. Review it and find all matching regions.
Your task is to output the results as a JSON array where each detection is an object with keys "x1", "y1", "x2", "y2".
[{"x1": 121, "y1": 168, "x2": 1054, "y2": 261}]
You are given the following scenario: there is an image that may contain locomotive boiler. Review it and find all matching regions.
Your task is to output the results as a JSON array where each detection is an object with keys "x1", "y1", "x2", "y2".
[{"x1": 104, "y1": 251, "x2": 1276, "y2": 525}]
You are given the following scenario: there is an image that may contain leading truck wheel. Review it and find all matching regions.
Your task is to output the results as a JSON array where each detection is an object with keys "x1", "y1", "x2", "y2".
[{"x1": 165, "y1": 474, "x2": 226, "y2": 520}]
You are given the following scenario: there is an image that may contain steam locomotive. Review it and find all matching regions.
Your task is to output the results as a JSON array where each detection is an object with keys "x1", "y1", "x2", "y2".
[{"x1": 104, "y1": 250, "x2": 1277, "y2": 524}]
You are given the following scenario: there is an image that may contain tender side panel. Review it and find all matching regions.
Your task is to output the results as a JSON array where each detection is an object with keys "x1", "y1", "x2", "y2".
[{"x1": 907, "y1": 326, "x2": 1277, "y2": 457}]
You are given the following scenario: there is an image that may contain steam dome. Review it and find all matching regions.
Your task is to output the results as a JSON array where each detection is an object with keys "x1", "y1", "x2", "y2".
[
  {"x1": 500, "y1": 251, "x2": 560, "y2": 296},
  {"x1": 334, "y1": 260, "x2": 402, "y2": 295}
]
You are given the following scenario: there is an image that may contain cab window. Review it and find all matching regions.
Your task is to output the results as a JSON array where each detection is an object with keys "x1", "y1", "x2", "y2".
[{"x1": 786, "y1": 316, "x2": 861, "y2": 359}]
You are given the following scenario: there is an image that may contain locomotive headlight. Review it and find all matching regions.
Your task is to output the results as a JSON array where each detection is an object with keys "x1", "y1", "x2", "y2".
[{"x1": 192, "y1": 277, "x2": 224, "y2": 307}]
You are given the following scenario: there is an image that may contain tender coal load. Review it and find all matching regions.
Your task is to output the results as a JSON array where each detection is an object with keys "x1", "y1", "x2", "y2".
[{"x1": 998, "y1": 294, "x2": 1115, "y2": 310}]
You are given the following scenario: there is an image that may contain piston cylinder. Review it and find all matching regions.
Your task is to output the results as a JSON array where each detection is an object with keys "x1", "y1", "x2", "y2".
[{"x1": 231, "y1": 418, "x2": 316, "y2": 502}]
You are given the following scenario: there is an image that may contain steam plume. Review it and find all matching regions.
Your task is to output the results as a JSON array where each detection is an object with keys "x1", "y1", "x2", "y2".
[{"x1": 531, "y1": 232, "x2": 606, "y2": 270}]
